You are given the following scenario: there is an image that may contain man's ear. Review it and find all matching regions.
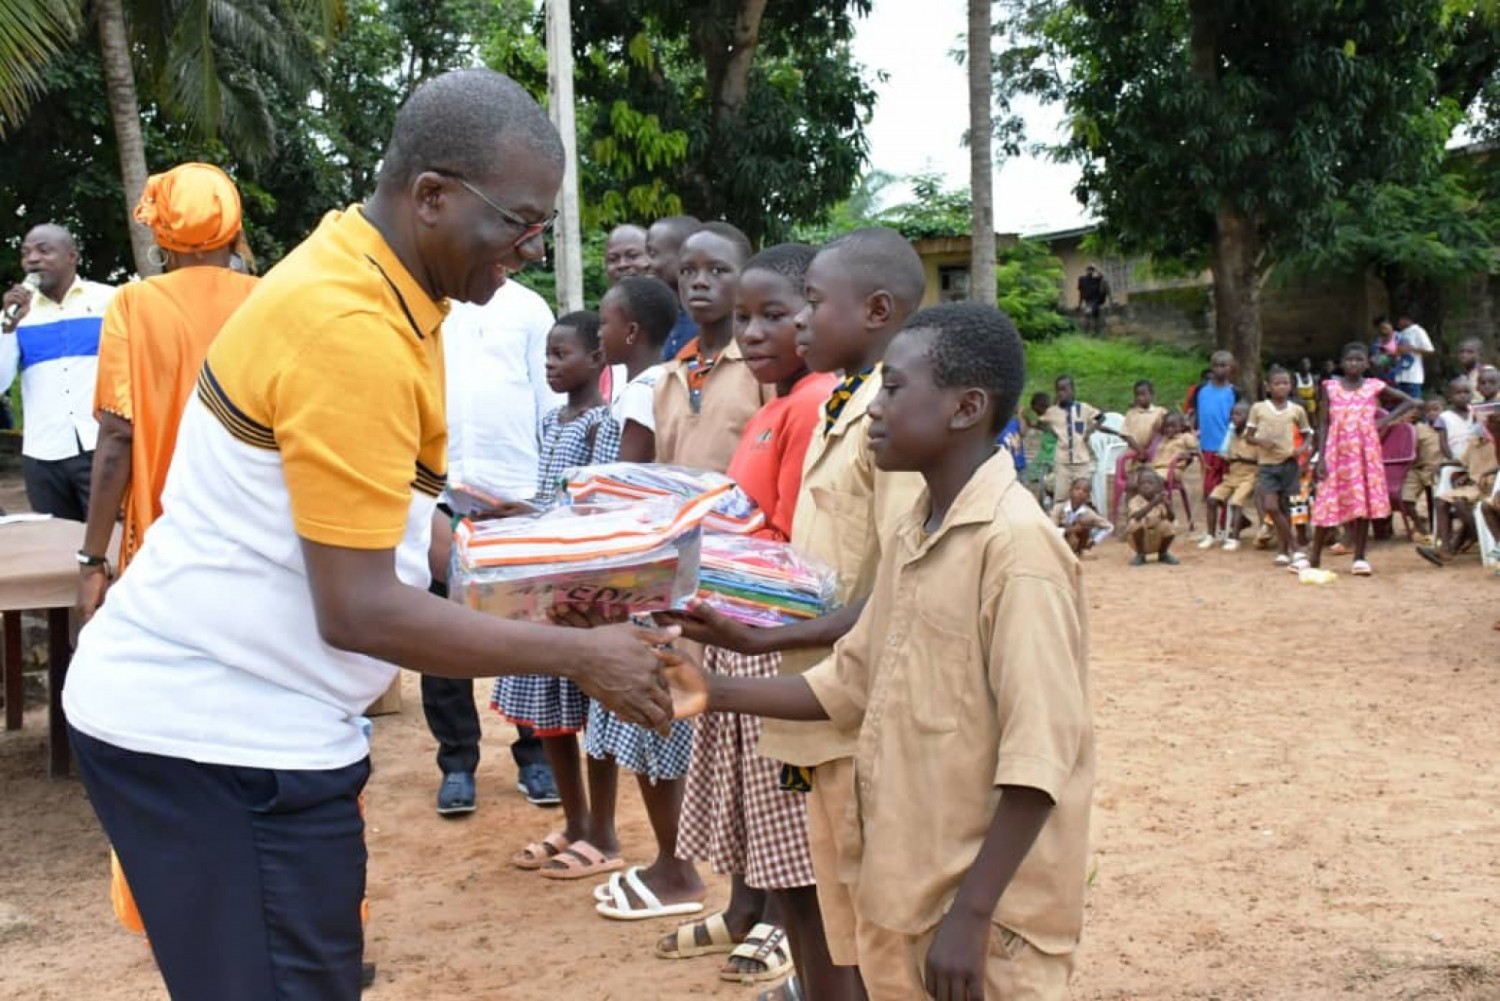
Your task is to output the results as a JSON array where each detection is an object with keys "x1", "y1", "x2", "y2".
[{"x1": 412, "y1": 172, "x2": 449, "y2": 227}]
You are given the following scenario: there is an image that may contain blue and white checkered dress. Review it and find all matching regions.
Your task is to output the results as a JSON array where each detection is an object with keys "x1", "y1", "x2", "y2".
[
  {"x1": 490, "y1": 402, "x2": 609, "y2": 734},
  {"x1": 584, "y1": 703, "x2": 694, "y2": 782}
]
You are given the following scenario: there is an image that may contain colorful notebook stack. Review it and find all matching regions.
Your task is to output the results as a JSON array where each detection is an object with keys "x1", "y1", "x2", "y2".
[
  {"x1": 696, "y1": 535, "x2": 839, "y2": 627},
  {"x1": 565, "y1": 462, "x2": 766, "y2": 535}
]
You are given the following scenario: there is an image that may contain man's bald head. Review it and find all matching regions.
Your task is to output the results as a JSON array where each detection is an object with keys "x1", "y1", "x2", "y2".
[
  {"x1": 377, "y1": 69, "x2": 563, "y2": 190},
  {"x1": 604, "y1": 224, "x2": 649, "y2": 284},
  {"x1": 20, "y1": 223, "x2": 79, "y2": 298}
]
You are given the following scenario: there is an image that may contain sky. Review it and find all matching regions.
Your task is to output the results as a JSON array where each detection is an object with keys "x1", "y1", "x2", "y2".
[{"x1": 850, "y1": 0, "x2": 1093, "y2": 236}]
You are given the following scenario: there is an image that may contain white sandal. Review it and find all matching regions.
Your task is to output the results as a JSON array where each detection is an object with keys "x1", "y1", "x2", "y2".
[
  {"x1": 595, "y1": 866, "x2": 706, "y2": 921},
  {"x1": 719, "y1": 923, "x2": 794, "y2": 984}
]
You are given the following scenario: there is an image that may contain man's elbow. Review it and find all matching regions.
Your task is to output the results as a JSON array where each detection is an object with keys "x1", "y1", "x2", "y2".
[{"x1": 312, "y1": 587, "x2": 391, "y2": 656}]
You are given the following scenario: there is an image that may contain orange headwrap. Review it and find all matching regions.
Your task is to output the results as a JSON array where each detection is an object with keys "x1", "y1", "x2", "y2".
[{"x1": 133, "y1": 162, "x2": 243, "y2": 254}]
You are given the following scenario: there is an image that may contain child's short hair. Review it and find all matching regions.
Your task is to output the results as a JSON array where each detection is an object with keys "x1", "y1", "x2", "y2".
[
  {"x1": 652, "y1": 214, "x2": 701, "y2": 241},
  {"x1": 1133, "y1": 378, "x2": 1153, "y2": 392},
  {"x1": 744, "y1": 242, "x2": 818, "y2": 289},
  {"x1": 1055, "y1": 373, "x2": 1074, "y2": 389},
  {"x1": 1030, "y1": 390, "x2": 1050, "y2": 409},
  {"x1": 555, "y1": 310, "x2": 602, "y2": 352},
  {"x1": 903, "y1": 302, "x2": 1025, "y2": 433},
  {"x1": 695, "y1": 221, "x2": 754, "y2": 263},
  {"x1": 1070, "y1": 476, "x2": 1091, "y2": 491},
  {"x1": 818, "y1": 227, "x2": 926, "y2": 314},
  {"x1": 1266, "y1": 364, "x2": 1290, "y2": 379},
  {"x1": 1341, "y1": 340, "x2": 1369, "y2": 360},
  {"x1": 610, "y1": 276, "x2": 679, "y2": 347}
]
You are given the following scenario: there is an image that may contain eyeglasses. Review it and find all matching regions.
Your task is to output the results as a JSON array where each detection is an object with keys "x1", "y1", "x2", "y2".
[{"x1": 439, "y1": 171, "x2": 557, "y2": 248}]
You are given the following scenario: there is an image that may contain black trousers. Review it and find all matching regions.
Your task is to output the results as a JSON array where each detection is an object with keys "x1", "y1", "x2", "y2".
[
  {"x1": 23, "y1": 451, "x2": 93, "y2": 521},
  {"x1": 422, "y1": 578, "x2": 545, "y2": 775}
]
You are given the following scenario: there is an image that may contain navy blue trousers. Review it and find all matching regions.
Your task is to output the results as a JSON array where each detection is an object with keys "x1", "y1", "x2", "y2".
[{"x1": 71, "y1": 727, "x2": 369, "y2": 1001}]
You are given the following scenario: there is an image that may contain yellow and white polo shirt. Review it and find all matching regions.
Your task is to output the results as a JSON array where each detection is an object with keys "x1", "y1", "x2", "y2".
[{"x1": 64, "y1": 207, "x2": 448, "y2": 770}]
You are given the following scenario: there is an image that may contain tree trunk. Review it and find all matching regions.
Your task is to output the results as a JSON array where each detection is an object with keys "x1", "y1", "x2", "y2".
[
  {"x1": 967, "y1": 0, "x2": 996, "y2": 307},
  {"x1": 1212, "y1": 204, "x2": 1263, "y2": 398},
  {"x1": 94, "y1": 0, "x2": 158, "y2": 277}
]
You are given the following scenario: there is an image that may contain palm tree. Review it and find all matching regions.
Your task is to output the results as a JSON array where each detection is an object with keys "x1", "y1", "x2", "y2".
[
  {"x1": 0, "y1": 0, "x2": 79, "y2": 133},
  {"x1": 967, "y1": 0, "x2": 996, "y2": 306},
  {"x1": 3, "y1": 0, "x2": 342, "y2": 274}
]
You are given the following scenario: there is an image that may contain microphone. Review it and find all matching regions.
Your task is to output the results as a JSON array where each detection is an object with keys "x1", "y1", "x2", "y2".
[{"x1": 4, "y1": 272, "x2": 41, "y2": 325}]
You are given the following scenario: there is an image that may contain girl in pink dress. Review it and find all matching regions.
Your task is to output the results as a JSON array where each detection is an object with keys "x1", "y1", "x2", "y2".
[{"x1": 1299, "y1": 341, "x2": 1417, "y2": 575}]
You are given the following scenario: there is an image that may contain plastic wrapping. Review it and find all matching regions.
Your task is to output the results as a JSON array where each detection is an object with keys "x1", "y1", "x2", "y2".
[
  {"x1": 565, "y1": 462, "x2": 766, "y2": 535},
  {"x1": 445, "y1": 480, "x2": 530, "y2": 518},
  {"x1": 696, "y1": 535, "x2": 840, "y2": 627},
  {"x1": 450, "y1": 493, "x2": 718, "y2": 621}
]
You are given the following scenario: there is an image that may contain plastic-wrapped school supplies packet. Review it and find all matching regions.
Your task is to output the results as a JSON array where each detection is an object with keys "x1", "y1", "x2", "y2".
[
  {"x1": 450, "y1": 494, "x2": 717, "y2": 622},
  {"x1": 446, "y1": 479, "x2": 531, "y2": 518},
  {"x1": 565, "y1": 462, "x2": 766, "y2": 535},
  {"x1": 696, "y1": 535, "x2": 839, "y2": 627}
]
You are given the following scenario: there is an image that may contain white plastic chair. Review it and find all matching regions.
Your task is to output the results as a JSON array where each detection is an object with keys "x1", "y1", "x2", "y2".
[
  {"x1": 1479, "y1": 476, "x2": 1499, "y2": 568},
  {"x1": 1089, "y1": 433, "x2": 1128, "y2": 516},
  {"x1": 1431, "y1": 466, "x2": 1457, "y2": 538}
]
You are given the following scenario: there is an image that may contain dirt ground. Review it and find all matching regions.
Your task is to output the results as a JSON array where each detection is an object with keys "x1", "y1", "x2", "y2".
[{"x1": 3, "y1": 490, "x2": 1499, "y2": 1000}]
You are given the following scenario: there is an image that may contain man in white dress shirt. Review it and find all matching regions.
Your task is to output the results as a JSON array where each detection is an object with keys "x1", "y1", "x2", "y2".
[
  {"x1": 427, "y1": 275, "x2": 565, "y2": 815},
  {"x1": 1, "y1": 224, "x2": 115, "y2": 519}
]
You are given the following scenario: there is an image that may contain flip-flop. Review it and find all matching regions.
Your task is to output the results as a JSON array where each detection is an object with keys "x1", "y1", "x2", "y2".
[
  {"x1": 654, "y1": 912, "x2": 738, "y2": 960},
  {"x1": 720, "y1": 923, "x2": 795, "y2": 984},
  {"x1": 1415, "y1": 546, "x2": 1447, "y2": 568},
  {"x1": 511, "y1": 831, "x2": 571, "y2": 871},
  {"x1": 538, "y1": 840, "x2": 623, "y2": 881},
  {"x1": 595, "y1": 866, "x2": 706, "y2": 922},
  {"x1": 1328, "y1": 543, "x2": 1351, "y2": 556}
]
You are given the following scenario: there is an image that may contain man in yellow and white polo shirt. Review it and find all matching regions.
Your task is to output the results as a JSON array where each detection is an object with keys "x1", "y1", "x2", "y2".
[{"x1": 62, "y1": 69, "x2": 676, "y2": 1001}]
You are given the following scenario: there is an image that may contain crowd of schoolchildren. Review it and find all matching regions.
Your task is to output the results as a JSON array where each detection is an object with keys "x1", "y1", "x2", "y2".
[
  {"x1": 1009, "y1": 326, "x2": 1499, "y2": 610},
  {"x1": 478, "y1": 220, "x2": 1091, "y2": 1001}
]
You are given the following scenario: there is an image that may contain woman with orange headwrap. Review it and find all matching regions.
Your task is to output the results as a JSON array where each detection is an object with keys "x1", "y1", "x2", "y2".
[{"x1": 77, "y1": 162, "x2": 258, "y2": 618}]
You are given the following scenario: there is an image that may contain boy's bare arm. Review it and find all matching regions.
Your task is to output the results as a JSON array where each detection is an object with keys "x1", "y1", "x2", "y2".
[
  {"x1": 659, "y1": 598, "x2": 868, "y2": 657},
  {"x1": 923, "y1": 785, "x2": 1055, "y2": 999},
  {"x1": 663, "y1": 649, "x2": 830, "y2": 721}
]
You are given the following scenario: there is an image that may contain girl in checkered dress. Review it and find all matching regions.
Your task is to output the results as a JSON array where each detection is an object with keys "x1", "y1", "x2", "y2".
[
  {"x1": 492, "y1": 312, "x2": 620, "y2": 879},
  {"x1": 659, "y1": 245, "x2": 831, "y2": 987}
]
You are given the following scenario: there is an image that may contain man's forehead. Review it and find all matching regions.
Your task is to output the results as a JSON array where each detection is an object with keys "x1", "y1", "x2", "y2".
[{"x1": 23, "y1": 225, "x2": 74, "y2": 249}]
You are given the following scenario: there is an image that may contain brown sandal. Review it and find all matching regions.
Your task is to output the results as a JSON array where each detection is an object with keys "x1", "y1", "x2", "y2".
[
  {"x1": 538, "y1": 840, "x2": 623, "y2": 881},
  {"x1": 510, "y1": 831, "x2": 570, "y2": 870}
]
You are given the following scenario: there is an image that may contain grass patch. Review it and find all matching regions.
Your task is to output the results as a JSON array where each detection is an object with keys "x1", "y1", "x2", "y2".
[{"x1": 1025, "y1": 335, "x2": 1208, "y2": 414}]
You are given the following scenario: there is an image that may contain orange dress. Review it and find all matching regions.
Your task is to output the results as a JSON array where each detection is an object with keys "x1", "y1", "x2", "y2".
[{"x1": 93, "y1": 266, "x2": 258, "y2": 571}]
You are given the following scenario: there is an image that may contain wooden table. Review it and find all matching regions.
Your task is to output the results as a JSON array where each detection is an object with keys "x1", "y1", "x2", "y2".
[{"x1": 0, "y1": 517, "x2": 86, "y2": 778}]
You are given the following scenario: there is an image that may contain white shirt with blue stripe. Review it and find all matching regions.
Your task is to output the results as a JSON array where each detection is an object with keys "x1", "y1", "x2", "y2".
[{"x1": 0, "y1": 277, "x2": 115, "y2": 460}]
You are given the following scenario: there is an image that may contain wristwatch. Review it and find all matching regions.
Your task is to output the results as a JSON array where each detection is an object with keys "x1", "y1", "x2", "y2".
[{"x1": 76, "y1": 551, "x2": 108, "y2": 568}]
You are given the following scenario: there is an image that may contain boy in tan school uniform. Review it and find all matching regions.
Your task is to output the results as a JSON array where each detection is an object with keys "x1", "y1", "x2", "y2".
[
  {"x1": 653, "y1": 223, "x2": 772, "y2": 473},
  {"x1": 1201, "y1": 401, "x2": 1258, "y2": 551},
  {"x1": 669, "y1": 227, "x2": 926, "y2": 995},
  {"x1": 667, "y1": 302, "x2": 1093, "y2": 1000},
  {"x1": 1399, "y1": 398, "x2": 1445, "y2": 544},
  {"x1": 1040, "y1": 375, "x2": 1101, "y2": 503}
]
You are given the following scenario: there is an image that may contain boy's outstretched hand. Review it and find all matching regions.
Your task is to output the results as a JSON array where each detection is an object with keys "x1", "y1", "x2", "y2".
[
  {"x1": 655, "y1": 600, "x2": 764, "y2": 655},
  {"x1": 924, "y1": 905, "x2": 990, "y2": 1001},
  {"x1": 654, "y1": 644, "x2": 710, "y2": 720}
]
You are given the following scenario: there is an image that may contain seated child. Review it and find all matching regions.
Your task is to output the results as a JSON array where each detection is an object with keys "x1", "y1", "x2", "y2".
[
  {"x1": 1127, "y1": 468, "x2": 1179, "y2": 566},
  {"x1": 1200, "y1": 401, "x2": 1257, "y2": 551},
  {"x1": 1419, "y1": 409, "x2": 1499, "y2": 565},
  {"x1": 1051, "y1": 476, "x2": 1113, "y2": 556},
  {"x1": 1478, "y1": 365, "x2": 1499, "y2": 405},
  {"x1": 1436, "y1": 375, "x2": 1479, "y2": 462},
  {"x1": 1398, "y1": 398, "x2": 1445, "y2": 545},
  {"x1": 1150, "y1": 412, "x2": 1199, "y2": 479}
]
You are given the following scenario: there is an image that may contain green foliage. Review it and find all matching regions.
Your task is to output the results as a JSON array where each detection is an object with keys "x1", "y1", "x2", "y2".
[
  {"x1": 878, "y1": 173, "x2": 972, "y2": 241},
  {"x1": 0, "y1": 0, "x2": 78, "y2": 133},
  {"x1": 1003, "y1": 0, "x2": 1455, "y2": 267},
  {"x1": 567, "y1": 1, "x2": 878, "y2": 244},
  {"x1": 996, "y1": 239, "x2": 1071, "y2": 342},
  {"x1": 1024, "y1": 335, "x2": 1205, "y2": 414}
]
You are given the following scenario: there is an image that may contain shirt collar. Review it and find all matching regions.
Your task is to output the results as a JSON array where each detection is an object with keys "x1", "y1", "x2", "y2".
[
  {"x1": 897, "y1": 449, "x2": 1018, "y2": 558},
  {"x1": 337, "y1": 205, "x2": 448, "y2": 340},
  {"x1": 38, "y1": 276, "x2": 83, "y2": 307}
]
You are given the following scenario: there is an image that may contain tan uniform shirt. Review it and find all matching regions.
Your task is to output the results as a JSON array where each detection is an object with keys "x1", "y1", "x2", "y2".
[
  {"x1": 1120, "y1": 404, "x2": 1165, "y2": 453},
  {"x1": 1413, "y1": 422, "x2": 1444, "y2": 476},
  {"x1": 758, "y1": 369, "x2": 922, "y2": 767},
  {"x1": 1246, "y1": 400, "x2": 1311, "y2": 464},
  {"x1": 652, "y1": 337, "x2": 773, "y2": 473},
  {"x1": 803, "y1": 453, "x2": 1093, "y2": 953},
  {"x1": 1151, "y1": 432, "x2": 1199, "y2": 474},
  {"x1": 1040, "y1": 402, "x2": 1100, "y2": 465},
  {"x1": 1221, "y1": 430, "x2": 1259, "y2": 482}
]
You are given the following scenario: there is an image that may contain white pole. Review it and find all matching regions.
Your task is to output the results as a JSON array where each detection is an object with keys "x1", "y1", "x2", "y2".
[{"x1": 546, "y1": 0, "x2": 584, "y2": 313}]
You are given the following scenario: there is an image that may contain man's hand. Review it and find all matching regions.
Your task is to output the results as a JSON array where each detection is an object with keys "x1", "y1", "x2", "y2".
[
  {"x1": 1, "y1": 283, "x2": 33, "y2": 332},
  {"x1": 923, "y1": 906, "x2": 990, "y2": 1001},
  {"x1": 570, "y1": 621, "x2": 680, "y2": 730},
  {"x1": 472, "y1": 500, "x2": 537, "y2": 520},
  {"x1": 77, "y1": 566, "x2": 111, "y2": 623},
  {"x1": 656, "y1": 644, "x2": 710, "y2": 720},
  {"x1": 655, "y1": 600, "x2": 763, "y2": 654}
]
